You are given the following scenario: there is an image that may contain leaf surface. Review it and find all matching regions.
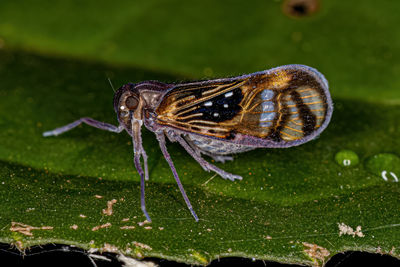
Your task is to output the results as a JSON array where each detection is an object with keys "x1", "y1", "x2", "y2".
[{"x1": 0, "y1": 1, "x2": 399, "y2": 265}]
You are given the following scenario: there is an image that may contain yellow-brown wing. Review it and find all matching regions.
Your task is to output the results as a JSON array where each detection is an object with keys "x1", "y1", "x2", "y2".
[{"x1": 156, "y1": 65, "x2": 331, "y2": 144}]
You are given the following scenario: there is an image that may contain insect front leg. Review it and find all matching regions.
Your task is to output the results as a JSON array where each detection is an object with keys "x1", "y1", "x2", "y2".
[
  {"x1": 170, "y1": 132, "x2": 242, "y2": 181},
  {"x1": 43, "y1": 117, "x2": 124, "y2": 137},
  {"x1": 133, "y1": 147, "x2": 151, "y2": 222},
  {"x1": 131, "y1": 119, "x2": 152, "y2": 222}
]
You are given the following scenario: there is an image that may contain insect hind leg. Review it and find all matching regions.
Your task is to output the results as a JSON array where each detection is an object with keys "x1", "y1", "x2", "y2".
[
  {"x1": 171, "y1": 132, "x2": 242, "y2": 181},
  {"x1": 184, "y1": 139, "x2": 234, "y2": 163},
  {"x1": 43, "y1": 117, "x2": 124, "y2": 137},
  {"x1": 156, "y1": 132, "x2": 199, "y2": 222},
  {"x1": 201, "y1": 152, "x2": 234, "y2": 163}
]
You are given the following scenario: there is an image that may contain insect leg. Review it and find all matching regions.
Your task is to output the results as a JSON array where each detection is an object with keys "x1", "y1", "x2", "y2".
[
  {"x1": 131, "y1": 119, "x2": 152, "y2": 222},
  {"x1": 184, "y1": 138, "x2": 233, "y2": 163},
  {"x1": 156, "y1": 133, "x2": 199, "y2": 222},
  {"x1": 198, "y1": 151, "x2": 234, "y2": 163},
  {"x1": 141, "y1": 149, "x2": 149, "y2": 181},
  {"x1": 43, "y1": 117, "x2": 124, "y2": 137},
  {"x1": 133, "y1": 151, "x2": 151, "y2": 222},
  {"x1": 172, "y1": 134, "x2": 242, "y2": 181}
]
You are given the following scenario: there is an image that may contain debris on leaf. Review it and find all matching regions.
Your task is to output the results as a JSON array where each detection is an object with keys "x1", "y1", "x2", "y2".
[
  {"x1": 302, "y1": 242, "x2": 330, "y2": 266},
  {"x1": 338, "y1": 222, "x2": 365, "y2": 237},
  {"x1": 10, "y1": 222, "x2": 53, "y2": 236},
  {"x1": 92, "y1": 222, "x2": 112, "y2": 231},
  {"x1": 102, "y1": 199, "x2": 117, "y2": 216}
]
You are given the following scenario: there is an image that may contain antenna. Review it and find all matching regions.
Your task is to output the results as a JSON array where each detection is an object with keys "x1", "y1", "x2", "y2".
[{"x1": 107, "y1": 77, "x2": 116, "y2": 93}]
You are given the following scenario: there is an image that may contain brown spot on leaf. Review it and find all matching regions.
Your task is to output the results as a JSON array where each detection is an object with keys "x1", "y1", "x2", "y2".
[
  {"x1": 138, "y1": 220, "x2": 151, "y2": 226},
  {"x1": 283, "y1": 0, "x2": 320, "y2": 18},
  {"x1": 131, "y1": 241, "x2": 152, "y2": 251},
  {"x1": 102, "y1": 199, "x2": 117, "y2": 216},
  {"x1": 338, "y1": 222, "x2": 365, "y2": 237},
  {"x1": 92, "y1": 222, "x2": 111, "y2": 231},
  {"x1": 10, "y1": 222, "x2": 53, "y2": 236},
  {"x1": 101, "y1": 243, "x2": 119, "y2": 253},
  {"x1": 302, "y1": 242, "x2": 330, "y2": 266},
  {"x1": 120, "y1": 225, "x2": 136, "y2": 230}
]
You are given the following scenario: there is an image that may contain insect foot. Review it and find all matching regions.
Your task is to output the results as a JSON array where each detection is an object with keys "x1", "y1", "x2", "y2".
[{"x1": 217, "y1": 171, "x2": 242, "y2": 181}]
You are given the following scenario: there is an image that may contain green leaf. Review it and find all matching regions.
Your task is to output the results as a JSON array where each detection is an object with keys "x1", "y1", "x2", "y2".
[
  {"x1": 0, "y1": 0, "x2": 400, "y2": 265},
  {"x1": 1, "y1": 49, "x2": 399, "y2": 265}
]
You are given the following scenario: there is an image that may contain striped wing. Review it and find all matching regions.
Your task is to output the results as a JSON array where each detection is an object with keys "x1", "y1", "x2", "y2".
[{"x1": 156, "y1": 65, "x2": 332, "y2": 145}]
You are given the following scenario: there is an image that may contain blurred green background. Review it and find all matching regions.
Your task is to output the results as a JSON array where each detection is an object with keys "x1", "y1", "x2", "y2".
[
  {"x1": 0, "y1": 0, "x2": 399, "y2": 265},
  {"x1": 0, "y1": 0, "x2": 399, "y2": 101}
]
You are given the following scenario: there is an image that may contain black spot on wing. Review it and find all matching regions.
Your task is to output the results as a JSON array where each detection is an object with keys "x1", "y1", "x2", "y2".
[
  {"x1": 289, "y1": 90, "x2": 317, "y2": 136},
  {"x1": 180, "y1": 87, "x2": 243, "y2": 123},
  {"x1": 226, "y1": 130, "x2": 237, "y2": 140},
  {"x1": 268, "y1": 130, "x2": 282, "y2": 142}
]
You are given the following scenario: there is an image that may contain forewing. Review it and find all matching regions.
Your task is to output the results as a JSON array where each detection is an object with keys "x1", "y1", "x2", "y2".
[
  {"x1": 156, "y1": 79, "x2": 246, "y2": 138},
  {"x1": 156, "y1": 65, "x2": 332, "y2": 146}
]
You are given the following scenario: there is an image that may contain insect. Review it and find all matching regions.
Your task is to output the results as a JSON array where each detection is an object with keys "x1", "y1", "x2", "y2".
[{"x1": 43, "y1": 64, "x2": 333, "y2": 222}]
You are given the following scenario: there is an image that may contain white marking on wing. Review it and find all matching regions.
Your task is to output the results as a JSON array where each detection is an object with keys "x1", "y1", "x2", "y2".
[
  {"x1": 225, "y1": 91, "x2": 233, "y2": 98},
  {"x1": 261, "y1": 101, "x2": 274, "y2": 112},
  {"x1": 260, "y1": 112, "x2": 275, "y2": 122},
  {"x1": 261, "y1": 89, "x2": 274, "y2": 101}
]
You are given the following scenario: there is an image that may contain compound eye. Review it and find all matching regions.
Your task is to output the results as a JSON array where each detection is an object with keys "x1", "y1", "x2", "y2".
[{"x1": 125, "y1": 96, "x2": 139, "y2": 110}]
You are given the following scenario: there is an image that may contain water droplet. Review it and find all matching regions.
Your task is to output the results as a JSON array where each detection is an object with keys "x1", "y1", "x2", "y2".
[
  {"x1": 365, "y1": 153, "x2": 400, "y2": 182},
  {"x1": 335, "y1": 150, "x2": 359, "y2": 167}
]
